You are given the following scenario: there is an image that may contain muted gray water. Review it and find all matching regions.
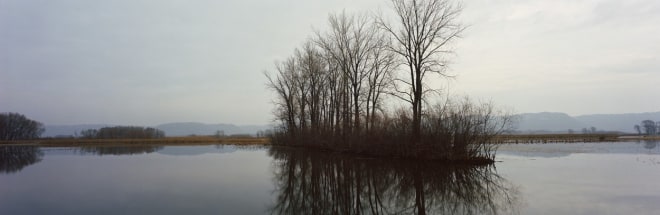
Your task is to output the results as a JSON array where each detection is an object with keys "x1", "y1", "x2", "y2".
[
  {"x1": 1, "y1": 141, "x2": 659, "y2": 214},
  {"x1": 496, "y1": 141, "x2": 660, "y2": 214}
]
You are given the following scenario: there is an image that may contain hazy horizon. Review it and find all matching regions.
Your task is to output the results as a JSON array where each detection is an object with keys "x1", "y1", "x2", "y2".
[
  {"x1": 33, "y1": 110, "x2": 660, "y2": 127},
  {"x1": 2, "y1": 0, "x2": 659, "y2": 126}
]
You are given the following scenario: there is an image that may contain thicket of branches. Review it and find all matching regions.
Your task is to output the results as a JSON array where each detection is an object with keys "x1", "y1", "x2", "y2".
[
  {"x1": 80, "y1": 126, "x2": 165, "y2": 139},
  {"x1": 0, "y1": 112, "x2": 45, "y2": 140},
  {"x1": 266, "y1": 0, "x2": 514, "y2": 161}
]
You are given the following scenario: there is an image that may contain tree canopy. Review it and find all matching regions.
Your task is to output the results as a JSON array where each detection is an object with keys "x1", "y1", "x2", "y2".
[{"x1": 0, "y1": 112, "x2": 45, "y2": 140}]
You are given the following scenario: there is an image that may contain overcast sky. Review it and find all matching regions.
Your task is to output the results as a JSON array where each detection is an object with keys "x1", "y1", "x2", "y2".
[{"x1": 1, "y1": 0, "x2": 659, "y2": 126}]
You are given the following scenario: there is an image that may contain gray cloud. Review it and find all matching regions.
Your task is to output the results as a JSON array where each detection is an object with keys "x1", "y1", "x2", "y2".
[
  {"x1": 453, "y1": 0, "x2": 660, "y2": 115},
  {"x1": 1, "y1": 0, "x2": 658, "y2": 125}
]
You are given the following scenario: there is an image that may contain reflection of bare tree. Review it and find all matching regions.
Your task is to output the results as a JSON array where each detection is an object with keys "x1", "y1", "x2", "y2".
[
  {"x1": 643, "y1": 140, "x2": 658, "y2": 150},
  {"x1": 269, "y1": 147, "x2": 520, "y2": 215},
  {"x1": 76, "y1": 145, "x2": 163, "y2": 156},
  {"x1": 0, "y1": 145, "x2": 43, "y2": 174}
]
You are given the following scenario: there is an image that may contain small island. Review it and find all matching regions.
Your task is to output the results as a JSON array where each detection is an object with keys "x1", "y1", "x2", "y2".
[{"x1": 265, "y1": 0, "x2": 513, "y2": 163}]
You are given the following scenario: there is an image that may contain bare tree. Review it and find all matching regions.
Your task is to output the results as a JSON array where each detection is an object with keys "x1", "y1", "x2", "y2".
[
  {"x1": 641, "y1": 120, "x2": 657, "y2": 136},
  {"x1": 266, "y1": 58, "x2": 299, "y2": 139},
  {"x1": 0, "y1": 112, "x2": 45, "y2": 140},
  {"x1": 316, "y1": 12, "x2": 381, "y2": 138},
  {"x1": 295, "y1": 42, "x2": 328, "y2": 142},
  {"x1": 365, "y1": 32, "x2": 396, "y2": 133},
  {"x1": 378, "y1": 0, "x2": 464, "y2": 142}
]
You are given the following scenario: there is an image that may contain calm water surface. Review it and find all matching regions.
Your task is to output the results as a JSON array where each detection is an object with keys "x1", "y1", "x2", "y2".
[{"x1": 1, "y1": 141, "x2": 659, "y2": 214}]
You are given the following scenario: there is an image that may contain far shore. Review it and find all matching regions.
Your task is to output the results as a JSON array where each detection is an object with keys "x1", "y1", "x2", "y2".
[
  {"x1": 1, "y1": 134, "x2": 658, "y2": 147},
  {"x1": 0, "y1": 136, "x2": 270, "y2": 147},
  {"x1": 493, "y1": 134, "x2": 660, "y2": 144}
]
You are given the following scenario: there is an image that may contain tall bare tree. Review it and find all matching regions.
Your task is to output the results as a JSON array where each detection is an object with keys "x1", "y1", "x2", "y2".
[
  {"x1": 296, "y1": 42, "x2": 327, "y2": 141},
  {"x1": 316, "y1": 12, "x2": 380, "y2": 138},
  {"x1": 365, "y1": 33, "x2": 396, "y2": 133},
  {"x1": 266, "y1": 58, "x2": 299, "y2": 139},
  {"x1": 378, "y1": 0, "x2": 464, "y2": 142},
  {"x1": 634, "y1": 125, "x2": 641, "y2": 135}
]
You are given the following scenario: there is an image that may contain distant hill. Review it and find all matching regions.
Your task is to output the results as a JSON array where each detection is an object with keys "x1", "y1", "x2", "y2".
[
  {"x1": 575, "y1": 112, "x2": 660, "y2": 133},
  {"x1": 155, "y1": 122, "x2": 241, "y2": 137},
  {"x1": 43, "y1": 123, "x2": 273, "y2": 137},
  {"x1": 157, "y1": 145, "x2": 238, "y2": 156},
  {"x1": 41, "y1": 111, "x2": 660, "y2": 136},
  {"x1": 155, "y1": 122, "x2": 272, "y2": 137},
  {"x1": 515, "y1": 111, "x2": 660, "y2": 133},
  {"x1": 516, "y1": 112, "x2": 587, "y2": 132}
]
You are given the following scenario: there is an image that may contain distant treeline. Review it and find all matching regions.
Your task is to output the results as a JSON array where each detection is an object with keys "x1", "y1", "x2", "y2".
[
  {"x1": 634, "y1": 120, "x2": 660, "y2": 136},
  {"x1": 0, "y1": 112, "x2": 44, "y2": 140},
  {"x1": 76, "y1": 145, "x2": 163, "y2": 155},
  {"x1": 80, "y1": 126, "x2": 165, "y2": 139}
]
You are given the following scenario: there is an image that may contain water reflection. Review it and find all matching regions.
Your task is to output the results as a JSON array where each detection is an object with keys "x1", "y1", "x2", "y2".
[
  {"x1": 0, "y1": 145, "x2": 43, "y2": 174},
  {"x1": 642, "y1": 140, "x2": 658, "y2": 150},
  {"x1": 269, "y1": 147, "x2": 521, "y2": 215},
  {"x1": 76, "y1": 145, "x2": 163, "y2": 156},
  {"x1": 157, "y1": 145, "x2": 267, "y2": 156}
]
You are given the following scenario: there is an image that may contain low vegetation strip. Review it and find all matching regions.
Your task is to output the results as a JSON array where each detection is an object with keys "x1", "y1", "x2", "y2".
[
  {"x1": 492, "y1": 134, "x2": 620, "y2": 144},
  {"x1": 0, "y1": 136, "x2": 270, "y2": 146}
]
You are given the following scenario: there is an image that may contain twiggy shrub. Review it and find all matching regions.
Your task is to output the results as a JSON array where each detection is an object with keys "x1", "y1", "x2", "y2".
[{"x1": 270, "y1": 98, "x2": 515, "y2": 163}]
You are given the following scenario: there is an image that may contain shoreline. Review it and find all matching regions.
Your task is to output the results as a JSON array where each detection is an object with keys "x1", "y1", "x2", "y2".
[
  {"x1": 0, "y1": 136, "x2": 270, "y2": 147},
  {"x1": 1, "y1": 134, "x2": 657, "y2": 147},
  {"x1": 491, "y1": 134, "x2": 660, "y2": 144}
]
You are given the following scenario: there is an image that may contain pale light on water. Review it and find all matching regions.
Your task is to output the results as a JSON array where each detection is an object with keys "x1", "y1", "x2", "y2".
[
  {"x1": 496, "y1": 141, "x2": 660, "y2": 214},
  {"x1": 0, "y1": 145, "x2": 273, "y2": 215},
  {"x1": 1, "y1": 142, "x2": 659, "y2": 214}
]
